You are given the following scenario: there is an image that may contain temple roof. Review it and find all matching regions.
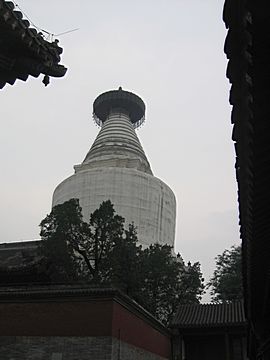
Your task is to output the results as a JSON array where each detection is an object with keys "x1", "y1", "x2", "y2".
[
  {"x1": 171, "y1": 301, "x2": 246, "y2": 328},
  {"x1": 0, "y1": 240, "x2": 39, "y2": 268},
  {"x1": 0, "y1": 0, "x2": 67, "y2": 88}
]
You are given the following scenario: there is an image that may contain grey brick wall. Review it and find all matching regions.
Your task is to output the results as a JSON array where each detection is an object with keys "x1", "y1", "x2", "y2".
[
  {"x1": 0, "y1": 337, "x2": 112, "y2": 360},
  {"x1": 111, "y1": 337, "x2": 168, "y2": 359},
  {"x1": 0, "y1": 336, "x2": 168, "y2": 360}
]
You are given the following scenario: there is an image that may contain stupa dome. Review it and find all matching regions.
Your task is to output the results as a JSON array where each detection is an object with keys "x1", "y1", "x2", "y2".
[{"x1": 52, "y1": 88, "x2": 176, "y2": 248}]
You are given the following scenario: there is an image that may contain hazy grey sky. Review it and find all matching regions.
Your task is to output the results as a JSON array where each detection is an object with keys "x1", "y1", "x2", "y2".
[{"x1": 1, "y1": 0, "x2": 240, "y2": 295}]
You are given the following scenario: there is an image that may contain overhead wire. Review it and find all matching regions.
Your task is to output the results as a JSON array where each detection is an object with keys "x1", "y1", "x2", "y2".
[
  {"x1": 55, "y1": 28, "x2": 80, "y2": 37},
  {"x1": 12, "y1": 1, "x2": 52, "y2": 38},
  {"x1": 11, "y1": 1, "x2": 79, "y2": 42}
]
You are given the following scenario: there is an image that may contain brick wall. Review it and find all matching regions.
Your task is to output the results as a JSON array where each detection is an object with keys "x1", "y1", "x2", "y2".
[
  {"x1": 0, "y1": 287, "x2": 171, "y2": 359},
  {"x1": 0, "y1": 336, "x2": 167, "y2": 360}
]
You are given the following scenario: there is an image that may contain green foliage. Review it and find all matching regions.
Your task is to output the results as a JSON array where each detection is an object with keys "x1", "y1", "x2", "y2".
[
  {"x1": 132, "y1": 244, "x2": 204, "y2": 323},
  {"x1": 39, "y1": 198, "x2": 204, "y2": 323},
  {"x1": 136, "y1": 244, "x2": 177, "y2": 322},
  {"x1": 39, "y1": 198, "x2": 84, "y2": 282},
  {"x1": 208, "y1": 245, "x2": 243, "y2": 302},
  {"x1": 108, "y1": 223, "x2": 142, "y2": 295},
  {"x1": 178, "y1": 261, "x2": 205, "y2": 304},
  {"x1": 39, "y1": 199, "x2": 124, "y2": 282},
  {"x1": 137, "y1": 244, "x2": 177, "y2": 321},
  {"x1": 77, "y1": 200, "x2": 125, "y2": 282}
]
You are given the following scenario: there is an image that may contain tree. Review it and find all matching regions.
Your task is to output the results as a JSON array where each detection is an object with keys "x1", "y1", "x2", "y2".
[
  {"x1": 178, "y1": 261, "x2": 205, "y2": 304},
  {"x1": 78, "y1": 200, "x2": 124, "y2": 282},
  {"x1": 39, "y1": 199, "x2": 205, "y2": 324},
  {"x1": 107, "y1": 223, "x2": 142, "y2": 295},
  {"x1": 39, "y1": 198, "x2": 84, "y2": 282},
  {"x1": 136, "y1": 244, "x2": 204, "y2": 323},
  {"x1": 39, "y1": 199, "x2": 124, "y2": 282},
  {"x1": 208, "y1": 245, "x2": 243, "y2": 302}
]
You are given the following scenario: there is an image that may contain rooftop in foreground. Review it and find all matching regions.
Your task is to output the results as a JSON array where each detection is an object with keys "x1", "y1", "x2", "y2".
[{"x1": 0, "y1": 0, "x2": 67, "y2": 88}]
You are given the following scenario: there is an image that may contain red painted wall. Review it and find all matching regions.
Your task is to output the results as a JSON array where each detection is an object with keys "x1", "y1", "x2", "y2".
[
  {"x1": 0, "y1": 297, "x2": 171, "y2": 358},
  {"x1": 112, "y1": 301, "x2": 171, "y2": 358},
  {"x1": 0, "y1": 300, "x2": 113, "y2": 336}
]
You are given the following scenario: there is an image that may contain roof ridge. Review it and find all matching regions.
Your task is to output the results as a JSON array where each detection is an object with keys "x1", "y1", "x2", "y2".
[{"x1": 170, "y1": 301, "x2": 247, "y2": 328}]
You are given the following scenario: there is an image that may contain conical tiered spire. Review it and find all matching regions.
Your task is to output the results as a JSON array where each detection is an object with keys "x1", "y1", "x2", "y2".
[
  {"x1": 76, "y1": 110, "x2": 152, "y2": 175},
  {"x1": 75, "y1": 88, "x2": 152, "y2": 174}
]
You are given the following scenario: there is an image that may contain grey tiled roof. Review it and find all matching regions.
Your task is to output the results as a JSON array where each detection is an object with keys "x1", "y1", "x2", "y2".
[
  {"x1": 0, "y1": 240, "x2": 40, "y2": 268},
  {"x1": 171, "y1": 301, "x2": 246, "y2": 328},
  {"x1": 0, "y1": 0, "x2": 67, "y2": 88}
]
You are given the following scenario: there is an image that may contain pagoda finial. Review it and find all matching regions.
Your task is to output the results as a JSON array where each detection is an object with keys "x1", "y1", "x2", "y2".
[{"x1": 93, "y1": 88, "x2": 145, "y2": 129}]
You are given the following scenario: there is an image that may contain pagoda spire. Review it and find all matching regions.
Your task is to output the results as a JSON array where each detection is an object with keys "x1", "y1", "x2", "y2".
[{"x1": 75, "y1": 88, "x2": 152, "y2": 175}]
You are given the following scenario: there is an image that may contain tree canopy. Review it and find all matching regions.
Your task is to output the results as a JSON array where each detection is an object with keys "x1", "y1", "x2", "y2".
[
  {"x1": 208, "y1": 245, "x2": 243, "y2": 302},
  {"x1": 39, "y1": 198, "x2": 124, "y2": 282},
  {"x1": 39, "y1": 198, "x2": 204, "y2": 323},
  {"x1": 136, "y1": 244, "x2": 204, "y2": 322}
]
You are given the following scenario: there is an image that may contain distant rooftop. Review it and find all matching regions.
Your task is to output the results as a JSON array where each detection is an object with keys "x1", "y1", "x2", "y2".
[
  {"x1": 0, "y1": 240, "x2": 40, "y2": 268},
  {"x1": 171, "y1": 301, "x2": 246, "y2": 328},
  {"x1": 0, "y1": 240, "x2": 40, "y2": 250}
]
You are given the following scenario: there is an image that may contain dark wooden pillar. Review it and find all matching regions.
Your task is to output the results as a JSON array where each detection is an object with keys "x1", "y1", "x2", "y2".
[
  {"x1": 171, "y1": 330, "x2": 182, "y2": 360},
  {"x1": 225, "y1": 332, "x2": 231, "y2": 360}
]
